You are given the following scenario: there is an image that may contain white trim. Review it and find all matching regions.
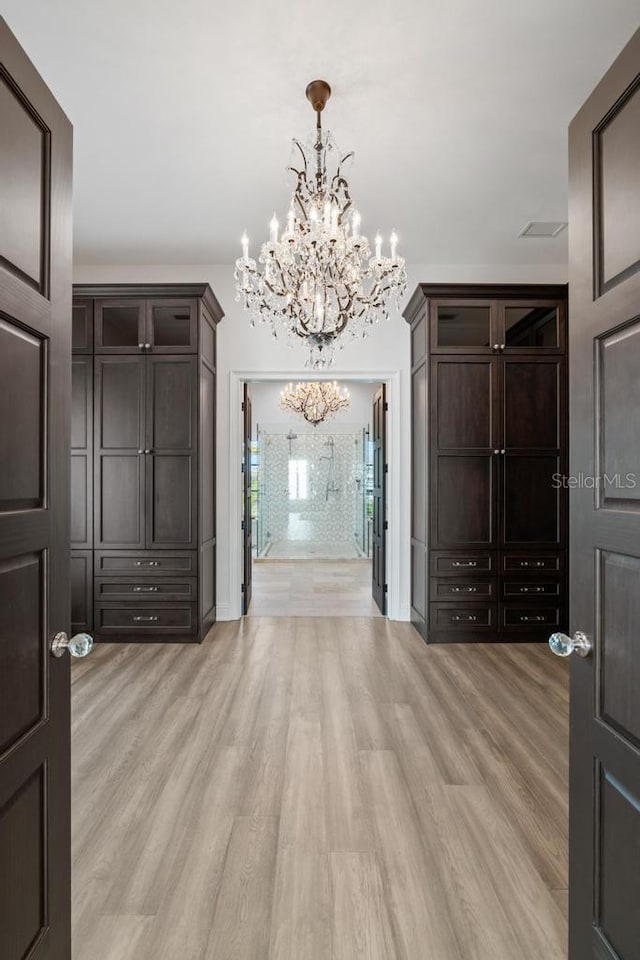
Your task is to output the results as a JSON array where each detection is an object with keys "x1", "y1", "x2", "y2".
[{"x1": 226, "y1": 369, "x2": 403, "y2": 621}]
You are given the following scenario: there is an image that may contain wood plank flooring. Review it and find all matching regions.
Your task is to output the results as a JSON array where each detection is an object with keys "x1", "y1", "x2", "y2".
[
  {"x1": 249, "y1": 560, "x2": 382, "y2": 617},
  {"x1": 71, "y1": 619, "x2": 568, "y2": 960}
]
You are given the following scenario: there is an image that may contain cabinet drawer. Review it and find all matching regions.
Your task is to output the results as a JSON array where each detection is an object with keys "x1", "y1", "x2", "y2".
[
  {"x1": 95, "y1": 551, "x2": 197, "y2": 577},
  {"x1": 431, "y1": 551, "x2": 495, "y2": 575},
  {"x1": 95, "y1": 603, "x2": 198, "y2": 636},
  {"x1": 502, "y1": 553, "x2": 562, "y2": 574},
  {"x1": 501, "y1": 606, "x2": 562, "y2": 629},
  {"x1": 95, "y1": 578, "x2": 197, "y2": 602},
  {"x1": 502, "y1": 580, "x2": 561, "y2": 600},
  {"x1": 430, "y1": 578, "x2": 496, "y2": 601},
  {"x1": 429, "y1": 602, "x2": 497, "y2": 630}
]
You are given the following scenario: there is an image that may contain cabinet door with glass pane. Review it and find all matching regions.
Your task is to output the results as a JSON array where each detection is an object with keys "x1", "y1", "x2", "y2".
[
  {"x1": 146, "y1": 299, "x2": 197, "y2": 353},
  {"x1": 95, "y1": 299, "x2": 146, "y2": 353},
  {"x1": 429, "y1": 299, "x2": 496, "y2": 353},
  {"x1": 499, "y1": 300, "x2": 565, "y2": 353}
]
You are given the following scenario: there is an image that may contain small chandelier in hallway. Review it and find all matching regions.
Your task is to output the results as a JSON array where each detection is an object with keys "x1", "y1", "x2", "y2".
[
  {"x1": 280, "y1": 380, "x2": 350, "y2": 426},
  {"x1": 235, "y1": 79, "x2": 406, "y2": 368}
]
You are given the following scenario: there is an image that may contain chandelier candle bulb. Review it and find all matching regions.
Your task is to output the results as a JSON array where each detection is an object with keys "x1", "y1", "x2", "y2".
[
  {"x1": 352, "y1": 209, "x2": 361, "y2": 241},
  {"x1": 375, "y1": 233, "x2": 383, "y2": 260},
  {"x1": 241, "y1": 232, "x2": 249, "y2": 262},
  {"x1": 390, "y1": 230, "x2": 398, "y2": 259},
  {"x1": 270, "y1": 214, "x2": 279, "y2": 244}
]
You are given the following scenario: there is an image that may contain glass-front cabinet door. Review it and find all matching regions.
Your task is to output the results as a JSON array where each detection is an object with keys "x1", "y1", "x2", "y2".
[
  {"x1": 95, "y1": 299, "x2": 145, "y2": 353},
  {"x1": 146, "y1": 299, "x2": 197, "y2": 353},
  {"x1": 430, "y1": 299, "x2": 495, "y2": 353},
  {"x1": 499, "y1": 300, "x2": 564, "y2": 352}
]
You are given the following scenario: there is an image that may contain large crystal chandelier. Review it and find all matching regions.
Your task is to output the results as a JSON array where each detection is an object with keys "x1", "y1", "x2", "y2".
[
  {"x1": 234, "y1": 80, "x2": 407, "y2": 368},
  {"x1": 280, "y1": 380, "x2": 350, "y2": 426}
]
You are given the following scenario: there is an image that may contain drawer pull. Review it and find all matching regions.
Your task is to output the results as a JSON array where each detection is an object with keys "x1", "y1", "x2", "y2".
[
  {"x1": 452, "y1": 561, "x2": 477, "y2": 568},
  {"x1": 451, "y1": 586, "x2": 477, "y2": 593},
  {"x1": 133, "y1": 586, "x2": 158, "y2": 592},
  {"x1": 520, "y1": 615, "x2": 545, "y2": 622},
  {"x1": 519, "y1": 561, "x2": 544, "y2": 568},
  {"x1": 520, "y1": 586, "x2": 544, "y2": 593},
  {"x1": 133, "y1": 615, "x2": 159, "y2": 622},
  {"x1": 452, "y1": 615, "x2": 478, "y2": 622},
  {"x1": 134, "y1": 561, "x2": 159, "y2": 567}
]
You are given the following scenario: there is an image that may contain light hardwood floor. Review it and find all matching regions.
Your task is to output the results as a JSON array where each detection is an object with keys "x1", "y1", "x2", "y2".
[
  {"x1": 71, "y1": 619, "x2": 568, "y2": 960},
  {"x1": 249, "y1": 560, "x2": 382, "y2": 616}
]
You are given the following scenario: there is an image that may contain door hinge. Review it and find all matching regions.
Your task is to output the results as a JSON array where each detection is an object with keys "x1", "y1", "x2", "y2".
[
  {"x1": 241, "y1": 461, "x2": 245, "y2": 473},
  {"x1": 384, "y1": 520, "x2": 388, "y2": 530},
  {"x1": 385, "y1": 463, "x2": 389, "y2": 473},
  {"x1": 241, "y1": 401, "x2": 245, "y2": 412},
  {"x1": 241, "y1": 582, "x2": 245, "y2": 592},
  {"x1": 241, "y1": 520, "x2": 245, "y2": 530},
  {"x1": 384, "y1": 402, "x2": 389, "y2": 412},
  {"x1": 384, "y1": 584, "x2": 388, "y2": 592}
]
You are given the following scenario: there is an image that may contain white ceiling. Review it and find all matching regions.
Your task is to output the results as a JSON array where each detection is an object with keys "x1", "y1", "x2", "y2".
[{"x1": 3, "y1": 0, "x2": 639, "y2": 266}]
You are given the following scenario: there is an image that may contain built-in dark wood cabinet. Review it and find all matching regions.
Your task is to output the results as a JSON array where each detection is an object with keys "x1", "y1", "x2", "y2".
[
  {"x1": 71, "y1": 283, "x2": 223, "y2": 642},
  {"x1": 404, "y1": 283, "x2": 568, "y2": 642}
]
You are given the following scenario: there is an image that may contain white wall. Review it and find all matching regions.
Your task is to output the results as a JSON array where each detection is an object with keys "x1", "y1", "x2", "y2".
[
  {"x1": 73, "y1": 260, "x2": 567, "y2": 621},
  {"x1": 250, "y1": 380, "x2": 378, "y2": 436}
]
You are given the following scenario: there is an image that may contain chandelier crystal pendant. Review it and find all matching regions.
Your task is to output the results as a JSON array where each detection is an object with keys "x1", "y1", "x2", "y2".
[
  {"x1": 234, "y1": 80, "x2": 407, "y2": 369},
  {"x1": 280, "y1": 380, "x2": 350, "y2": 426}
]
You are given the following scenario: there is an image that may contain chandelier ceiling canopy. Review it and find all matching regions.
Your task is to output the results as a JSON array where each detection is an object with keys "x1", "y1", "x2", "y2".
[
  {"x1": 280, "y1": 380, "x2": 350, "y2": 426},
  {"x1": 235, "y1": 80, "x2": 407, "y2": 369}
]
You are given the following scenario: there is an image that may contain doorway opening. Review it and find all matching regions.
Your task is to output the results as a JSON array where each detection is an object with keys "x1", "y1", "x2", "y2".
[{"x1": 239, "y1": 376, "x2": 390, "y2": 618}]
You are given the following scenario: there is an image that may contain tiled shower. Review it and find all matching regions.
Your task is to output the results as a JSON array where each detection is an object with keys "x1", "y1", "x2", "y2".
[{"x1": 252, "y1": 428, "x2": 373, "y2": 559}]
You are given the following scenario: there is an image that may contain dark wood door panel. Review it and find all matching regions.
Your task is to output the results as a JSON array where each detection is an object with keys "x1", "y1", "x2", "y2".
[
  {"x1": 94, "y1": 357, "x2": 145, "y2": 549},
  {"x1": 147, "y1": 455, "x2": 196, "y2": 548},
  {"x1": 432, "y1": 357, "x2": 497, "y2": 450},
  {"x1": 599, "y1": 550, "x2": 640, "y2": 750},
  {"x1": 71, "y1": 551, "x2": 92, "y2": 635},
  {"x1": 0, "y1": 318, "x2": 45, "y2": 513},
  {"x1": 433, "y1": 455, "x2": 495, "y2": 547},
  {"x1": 0, "y1": 70, "x2": 48, "y2": 293},
  {"x1": 503, "y1": 359, "x2": 563, "y2": 450},
  {"x1": 71, "y1": 358, "x2": 92, "y2": 548},
  {"x1": 501, "y1": 455, "x2": 561, "y2": 547},
  {"x1": 372, "y1": 385, "x2": 387, "y2": 614},
  {"x1": 72, "y1": 299, "x2": 93, "y2": 354},
  {"x1": 412, "y1": 362, "x2": 427, "y2": 542}
]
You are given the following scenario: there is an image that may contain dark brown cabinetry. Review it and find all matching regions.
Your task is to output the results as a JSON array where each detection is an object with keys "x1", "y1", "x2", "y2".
[
  {"x1": 405, "y1": 284, "x2": 568, "y2": 642},
  {"x1": 71, "y1": 283, "x2": 223, "y2": 642}
]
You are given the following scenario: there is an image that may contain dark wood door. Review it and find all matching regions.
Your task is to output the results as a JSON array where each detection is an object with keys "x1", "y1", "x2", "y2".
[
  {"x1": 94, "y1": 356, "x2": 146, "y2": 548},
  {"x1": 430, "y1": 357, "x2": 498, "y2": 548},
  {"x1": 501, "y1": 357, "x2": 565, "y2": 549},
  {"x1": 0, "y1": 18, "x2": 73, "y2": 959},
  {"x1": 146, "y1": 356, "x2": 197, "y2": 548},
  {"x1": 565, "y1": 27, "x2": 640, "y2": 960},
  {"x1": 242, "y1": 383, "x2": 252, "y2": 614},
  {"x1": 372, "y1": 384, "x2": 387, "y2": 614}
]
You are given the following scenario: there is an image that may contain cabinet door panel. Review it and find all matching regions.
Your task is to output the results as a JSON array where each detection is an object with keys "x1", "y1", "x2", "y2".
[
  {"x1": 95, "y1": 299, "x2": 145, "y2": 353},
  {"x1": 94, "y1": 357, "x2": 145, "y2": 548},
  {"x1": 500, "y1": 300, "x2": 565, "y2": 352},
  {"x1": 501, "y1": 454, "x2": 562, "y2": 547},
  {"x1": 71, "y1": 550, "x2": 92, "y2": 634},
  {"x1": 71, "y1": 357, "x2": 92, "y2": 548},
  {"x1": 72, "y1": 299, "x2": 93, "y2": 353},
  {"x1": 503, "y1": 359, "x2": 563, "y2": 450},
  {"x1": 430, "y1": 300, "x2": 495, "y2": 353},
  {"x1": 146, "y1": 300, "x2": 197, "y2": 353},
  {"x1": 433, "y1": 455, "x2": 495, "y2": 547},
  {"x1": 433, "y1": 357, "x2": 497, "y2": 449},
  {"x1": 146, "y1": 357, "x2": 197, "y2": 548}
]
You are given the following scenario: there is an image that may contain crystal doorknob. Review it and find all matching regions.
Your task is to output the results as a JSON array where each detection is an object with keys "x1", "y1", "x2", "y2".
[
  {"x1": 549, "y1": 630, "x2": 592, "y2": 658},
  {"x1": 51, "y1": 631, "x2": 94, "y2": 659}
]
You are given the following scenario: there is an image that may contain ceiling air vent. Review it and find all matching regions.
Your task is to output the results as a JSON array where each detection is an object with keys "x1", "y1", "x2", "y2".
[{"x1": 518, "y1": 221, "x2": 567, "y2": 238}]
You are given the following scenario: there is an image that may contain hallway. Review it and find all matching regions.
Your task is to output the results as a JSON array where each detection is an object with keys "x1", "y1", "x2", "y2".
[
  {"x1": 71, "y1": 619, "x2": 568, "y2": 960},
  {"x1": 248, "y1": 560, "x2": 382, "y2": 617}
]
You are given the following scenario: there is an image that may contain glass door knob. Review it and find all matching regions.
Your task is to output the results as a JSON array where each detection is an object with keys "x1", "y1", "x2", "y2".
[
  {"x1": 51, "y1": 631, "x2": 94, "y2": 659},
  {"x1": 549, "y1": 630, "x2": 592, "y2": 658}
]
